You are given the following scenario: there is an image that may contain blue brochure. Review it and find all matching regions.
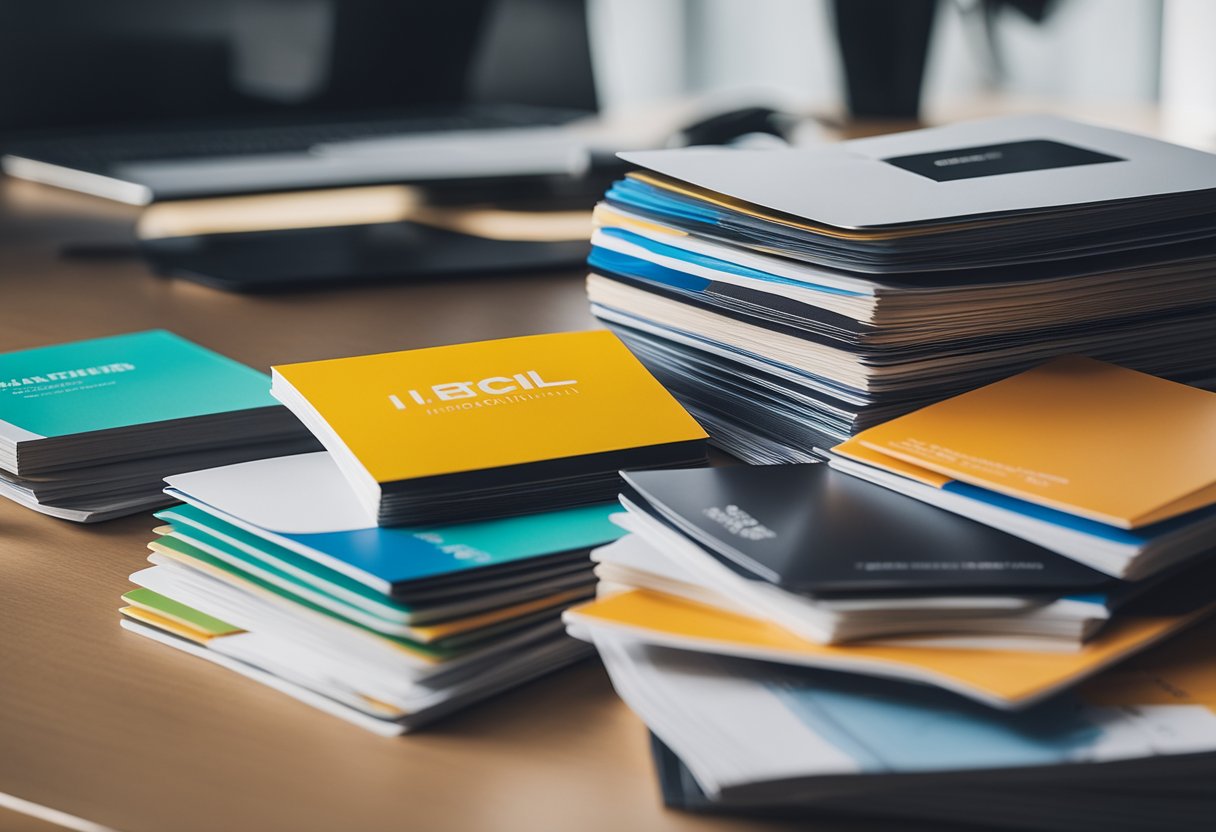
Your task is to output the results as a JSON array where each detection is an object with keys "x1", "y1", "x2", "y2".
[{"x1": 163, "y1": 452, "x2": 624, "y2": 594}]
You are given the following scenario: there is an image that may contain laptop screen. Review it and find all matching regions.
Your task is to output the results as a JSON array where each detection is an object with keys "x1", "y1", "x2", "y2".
[{"x1": 0, "y1": 0, "x2": 596, "y2": 138}]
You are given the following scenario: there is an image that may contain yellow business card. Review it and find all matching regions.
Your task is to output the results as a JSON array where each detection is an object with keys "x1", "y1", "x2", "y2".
[{"x1": 272, "y1": 330, "x2": 706, "y2": 485}]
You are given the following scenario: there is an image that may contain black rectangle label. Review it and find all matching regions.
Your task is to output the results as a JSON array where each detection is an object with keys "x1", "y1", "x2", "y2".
[{"x1": 884, "y1": 139, "x2": 1123, "y2": 182}]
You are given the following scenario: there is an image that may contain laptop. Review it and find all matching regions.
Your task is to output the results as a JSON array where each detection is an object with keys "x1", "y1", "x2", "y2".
[{"x1": 0, "y1": 0, "x2": 599, "y2": 204}]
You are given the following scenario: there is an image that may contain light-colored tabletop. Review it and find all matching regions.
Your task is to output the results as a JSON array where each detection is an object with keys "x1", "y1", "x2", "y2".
[{"x1": 0, "y1": 178, "x2": 929, "y2": 832}]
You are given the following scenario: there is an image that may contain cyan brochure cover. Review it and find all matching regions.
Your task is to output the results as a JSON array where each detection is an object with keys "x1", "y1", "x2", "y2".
[
  {"x1": 0, "y1": 330, "x2": 276, "y2": 440},
  {"x1": 157, "y1": 502, "x2": 616, "y2": 601},
  {"x1": 163, "y1": 452, "x2": 626, "y2": 591}
]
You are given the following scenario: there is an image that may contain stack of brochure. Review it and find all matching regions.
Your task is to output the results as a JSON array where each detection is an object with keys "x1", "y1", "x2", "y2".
[
  {"x1": 594, "y1": 464, "x2": 1215, "y2": 653},
  {"x1": 829, "y1": 357, "x2": 1216, "y2": 580},
  {"x1": 563, "y1": 357, "x2": 1216, "y2": 826},
  {"x1": 586, "y1": 115, "x2": 1216, "y2": 461},
  {"x1": 570, "y1": 462, "x2": 1215, "y2": 691},
  {"x1": 566, "y1": 516, "x2": 1216, "y2": 829},
  {"x1": 0, "y1": 330, "x2": 317, "y2": 521},
  {"x1": 601, "y1": 623, "x2": 1216, "y2": 832},
  {"x1": 120, "y1": 453, "x2": 625, "y2": 734},
  {"x1": 121, "y1": 331, "x2": 708, "y2": 731}
]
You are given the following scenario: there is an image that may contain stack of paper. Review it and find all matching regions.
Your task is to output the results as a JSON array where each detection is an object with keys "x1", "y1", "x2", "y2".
[
  {"x1": 0, "y1": 330, "x2": 317, "y2": 521},
  {"x1": 565, "y1": 493, "x2": 1216, "y2": 828},
  {"x1": 120, "y1": 453, "x2": 626, "y2": 734},
  {"x1": 601, "y1": 622, "x2": 1216, "y2": 831},
  {"x1": 585, "y1": 115, "x2": 1216, "y2": 461},
  {"x1": 563, "y1": 357, "x2": 1216, "y2": 826},
  {"x1": 120, "y1": 331, "x2": 707, "y2": 731}
]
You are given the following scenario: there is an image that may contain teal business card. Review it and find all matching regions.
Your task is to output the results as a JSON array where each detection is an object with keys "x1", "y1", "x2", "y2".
[{"x1": 0, "y1": 330, "x2": 276, "y2": 439}]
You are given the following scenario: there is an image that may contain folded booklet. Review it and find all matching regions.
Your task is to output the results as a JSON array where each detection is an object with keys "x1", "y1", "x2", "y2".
[
  {"x1": 593, "y1": 529, "x2": 1116, "y2": 651},
  {"x1": 830, "y1": 357, "x2": 1216, "y2": 579},
  {"x1": 621, "y1": 464, "x2": 1109, "y2": 596},
  {"x1": 839, "y1": 356, "x2": 1216, "y2": 527},
  {"x1": 269, "y1": 331, "x2": 707, "y2": 525}
]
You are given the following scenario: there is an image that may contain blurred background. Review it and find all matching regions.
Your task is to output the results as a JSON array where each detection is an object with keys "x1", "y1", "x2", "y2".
[
  {"x1": 3, "y1": 0, "x2": 1213, "y2": 291},
  {"x1": 589, "y1": 0, "x2": 1215, "y2": 148}
]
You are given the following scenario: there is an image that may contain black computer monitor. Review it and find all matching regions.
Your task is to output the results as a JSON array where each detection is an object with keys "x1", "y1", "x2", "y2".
[{"x1": 0, "y1": 0, "x2": 598, "y2": 139}]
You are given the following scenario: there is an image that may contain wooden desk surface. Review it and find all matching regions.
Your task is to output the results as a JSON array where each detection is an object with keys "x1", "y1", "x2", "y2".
[{"x1": 0, "y1": 179, "x2": 924, "y2": 832}]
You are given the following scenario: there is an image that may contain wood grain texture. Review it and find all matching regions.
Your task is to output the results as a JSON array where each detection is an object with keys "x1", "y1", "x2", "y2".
[{"x1": 0, "y1": 178, "x2": 927, "y2": 832}]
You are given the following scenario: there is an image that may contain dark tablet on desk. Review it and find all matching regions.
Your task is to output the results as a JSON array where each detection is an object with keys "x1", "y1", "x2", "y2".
[{"x1": 139, "y1": 221, "x2": 590, "y2": 292}]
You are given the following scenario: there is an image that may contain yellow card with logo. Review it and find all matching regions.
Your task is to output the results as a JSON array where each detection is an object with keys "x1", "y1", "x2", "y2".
[{"x1": 271, "y1": 331, "x2": 706, "y2": 523}]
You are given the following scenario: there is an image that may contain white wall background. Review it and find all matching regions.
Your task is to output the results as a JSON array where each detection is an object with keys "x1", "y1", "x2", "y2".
[
  {"x1": 589, "y1": 0, "x2": 1165, "y2": 117},
  {"x1": 1160, "y1": 0, "x2": 1216, "y2": 146}
]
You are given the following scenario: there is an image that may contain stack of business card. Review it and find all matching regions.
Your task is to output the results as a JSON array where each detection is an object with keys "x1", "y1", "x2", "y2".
[
  {"x1": 0, "y1": 330, "x2": 317, "y2": 521},
  {"x1": 119, "y1": 452, "x2": 626, "y2": 734},
  {"x1": 270, "y1": 330, "x2": 708, "y2": 525},
  {"x1": 829, "y1": 357, "x2": 1216, "y2": 581},
  {"x1": 585, "y1": 115, "x2": 1216, "y2": 461},
  {"x1": 601, "y1": 622, "x2": 1216, "y2": 832}
]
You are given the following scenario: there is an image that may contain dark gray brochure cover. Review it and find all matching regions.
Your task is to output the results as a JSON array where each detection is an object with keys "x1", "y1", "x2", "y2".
[{"x1": 621, "y1": 463, "x2": 1110, "y2": 595}]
